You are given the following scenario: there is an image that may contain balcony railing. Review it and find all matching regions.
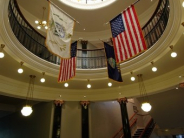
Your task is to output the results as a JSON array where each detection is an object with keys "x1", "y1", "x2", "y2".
[{"x1": 8, "y1": 0, "x2": 169, "y2": 69}]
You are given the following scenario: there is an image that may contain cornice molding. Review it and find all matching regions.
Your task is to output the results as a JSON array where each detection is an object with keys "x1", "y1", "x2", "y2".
[{"x1": 0, "y1": 64, "x2": 183, "y2": 101}]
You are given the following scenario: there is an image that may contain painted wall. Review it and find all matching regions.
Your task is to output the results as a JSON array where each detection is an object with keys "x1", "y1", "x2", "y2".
[
  {"x1": 61, "y1": 101, "x2": 81, "y2": 138},
  {"x1": 0, "y1": 102, "x2": 53, "y2": 138},
  {"x1": 89, "y1": 98, "x2": 142, "y2": 138}
]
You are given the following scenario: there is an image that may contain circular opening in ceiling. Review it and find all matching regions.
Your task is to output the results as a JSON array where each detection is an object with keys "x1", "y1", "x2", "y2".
[{"x1": 58, "y1": 0, "x2": 116, "y2": 10}]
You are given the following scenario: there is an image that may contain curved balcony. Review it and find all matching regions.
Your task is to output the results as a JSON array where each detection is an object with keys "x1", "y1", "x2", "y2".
[{"x1": 8, "y1": 0, "x2": 169, "y2": 69}]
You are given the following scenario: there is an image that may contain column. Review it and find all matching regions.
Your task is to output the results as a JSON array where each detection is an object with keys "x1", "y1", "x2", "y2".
[
  {"x1": 80, "y1": 101, "x2": 90, "y2": 138},
  {"x1": 52, "y1": 100, "x2": 64, "y2": 138},
  {"x1": 118, "y1": 98, "x2": 131, "y2": 138}
]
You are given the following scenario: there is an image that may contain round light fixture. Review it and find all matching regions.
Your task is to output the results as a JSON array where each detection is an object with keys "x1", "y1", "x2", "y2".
[
  {"x1": 141, "y1": 102, "x2": 152, "y2": 112},
  {"x1": 42, "y1": 21, "x2": 47, "y2": 25},
  {"x1": 64, "y1": 83, "x2": 69, "y2": 87},
  {"x1": 35, "y1": 20, "x2": 39, "y2": 24},
  {"x1": 40, "y1": 78, "x2": 45, "y2": 83},
  {"x1": 182, "y1": 1, "x2": 184, "y2": 7},
  {"x1": 21, "y1": 105, "x2": 33, "y2": 116},
  {"x1": 131, "y1": 76, "x2": 135, "y2": 81},
  {"x1": 37, "y1": 26, "x2": 41, "y2": 29},
  {"x1": 87, "y1": 84, "x2": 91, "y2": 88},
  {"x1": 18, "y1": 68, "x2": 23, "y2": 74},
  {"x1": 152, "y1": 67, "x2": 157, "y2": 72},
  {"x1": 108, "y1": 82, "x2": 112, "y2": 87},
  {"x1": 171, "y1": 52, "x2": 177, "y2": 58},
  {"x1": 45, "y1": 26, "x2": 48, "y2": 29},
  {"x1": 0, "y1": 52, "x2": 4, "y2": 58}
]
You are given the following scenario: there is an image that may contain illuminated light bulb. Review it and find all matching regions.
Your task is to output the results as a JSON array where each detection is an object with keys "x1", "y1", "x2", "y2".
[
  {"x1": 35, "y1": 20, "x2": 39, "y2": 24},
  {"x1": 108, "y1": 82, "x2": 112, "y2": 87},
  {"x1": 171, "y1": 52, "x2": 177, "y2": 58},
  {"x1": 45, "y1": 26, "x2": 48, "y2": 29},
  {"x1": 37, "y1": 26, "x2": 41, "y2": 29},
  {"x1": 87, "y1": 84, "x2": 91, "y2": 88},
  {"x1": 21, "y1": 106, "x2": 33, "y2": 116},
  {"x1": 182, "y1": 1, "x2": 184, "y2": 7},
  {"x1": 131, "y1": 76, "x2": 135, "y2": 81},
  {"x1": 18, "y1": 68, "x2": 23, "y2": 74},
  {"x1": 141, "y1": 102, "x2": 152, "y2": 112},
  {"x1": 40, "y1": 78, "x2": 45, "y2": 83},
  {"x1": 42, "y1": 21, "x2": 47, "y2": 25},
  {"x1": 64, "y1": 83, "x2": 69, "y2": 87},
  {"x1": 152, "y1": 66, "x2": 157, "y2": 72},
  {"x1": 0, "y1": 52, "x2": 4, "y2": 58}
]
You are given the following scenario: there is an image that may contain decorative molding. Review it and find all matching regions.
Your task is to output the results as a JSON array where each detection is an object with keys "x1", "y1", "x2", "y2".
[
  {"x1": 54, "y1": 100, "x2": 64, "y2": 106},
  {"x1": 118, "y1": 98, "x2": 128, "y2": 104}
]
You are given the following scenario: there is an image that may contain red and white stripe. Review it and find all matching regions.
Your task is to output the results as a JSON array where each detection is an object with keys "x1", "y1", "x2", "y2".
[
  {"x1": 113, "y1": 5, "x2": 147, "y2": 63},
  {"x1": 58, "y1": 57, "x2": 76, "y2": 82}
]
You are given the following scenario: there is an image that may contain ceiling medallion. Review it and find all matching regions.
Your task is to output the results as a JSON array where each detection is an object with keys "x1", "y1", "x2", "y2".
[{"x1": 58, "y1": 0, "x2": 116, "y2": 10}]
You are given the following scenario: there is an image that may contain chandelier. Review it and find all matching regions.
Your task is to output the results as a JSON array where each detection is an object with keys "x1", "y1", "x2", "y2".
[
  {"x1": 137, "y1": 74, "x2": 152, "y2": 112},
  {"x1": 35, "y1": 7, "x2": 48, "y2": 30},
  {"x1": 21, "y1": 75, "x2": 36, "y2": 116}
]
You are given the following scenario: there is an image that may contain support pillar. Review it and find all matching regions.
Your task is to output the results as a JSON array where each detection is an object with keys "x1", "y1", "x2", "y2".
[
  {"x1": 118, "y1": 98, "x2": 131, "y2": 138},
  {"x1": 80, "y1": 101, "x2": 90, "y2": 138},
  {"x1": 52, "y1": 100, "x2": 64, "y2": 138}
]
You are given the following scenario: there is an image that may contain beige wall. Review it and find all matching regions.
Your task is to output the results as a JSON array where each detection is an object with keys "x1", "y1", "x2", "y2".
[
  {"x1": 61, "y1": 101, "x2": 81, "y2": 138},
  {"x1": 89, "y1": 99, "x2": 142, "y2": 138}
]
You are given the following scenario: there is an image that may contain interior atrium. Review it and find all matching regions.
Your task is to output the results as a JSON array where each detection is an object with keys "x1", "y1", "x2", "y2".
[{"x1": 0, "y1": 0, "x2": 184, "y2": 137}]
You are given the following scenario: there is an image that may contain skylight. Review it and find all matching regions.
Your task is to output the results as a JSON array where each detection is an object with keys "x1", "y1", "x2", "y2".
[{"x1": 58, "y1": 0, "x2": 116, "y2": 10}]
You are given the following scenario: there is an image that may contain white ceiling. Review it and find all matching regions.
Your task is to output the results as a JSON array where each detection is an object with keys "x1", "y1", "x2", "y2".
[{"x1": 17, "y1": 0, "x2": 158, "y2": 32}]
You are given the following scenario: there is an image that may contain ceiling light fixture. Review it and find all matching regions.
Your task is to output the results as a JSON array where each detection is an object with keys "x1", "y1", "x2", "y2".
[
  {"x1": 64, "y1": 83, "x2": 69, "y2": 87},
  {"x1": 40, "y1": 72, "x2": 45, "y2": 83},
  {"x1": 87, "y1": 79, "x2": 91, "y2": 89},
  {"x1": 130, "y1": 71, "x2": 136, "y2": 81},
  {"x1": 0, "y1": 44, "x2": 5, "y2": 58},
  {"x1": 137, "y1": 74, "x2": 152, "y2": 112},
  {"x1": 151, "y1": 61, "x2": 157, "y2": 72},
  {"x1": 108, "y1": 82, "x2": 112, "y2": 87},
  {"x1": 169, "y1": 45, "x2": 177, "y2": 58},
  {"x1": 17, "y1": 61, "x2": 24, "y2": 74},
  {"x1": 21, "y1": 75, "x2": 36, "y2": 116},
  {"x1": 35, "y1": 7, "x2": 48, "y2": 30},
  {"x1": 182, "y1": 1, "x2": 184, "y2": 7}
]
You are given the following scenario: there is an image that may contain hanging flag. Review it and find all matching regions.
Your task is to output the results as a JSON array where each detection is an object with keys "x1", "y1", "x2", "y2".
[
  {"x1": 45, "y1": 3, "x2": 75, "y2": 59},
  {"x1": 58, "y1": 41, "x2": 77, "y2": 82},
  {"x1": 110, "y1": 5, "x2": 147, "y2": 63},
  {"x1": 104, "y1": 42, "x2": 123, "y2": 82}
]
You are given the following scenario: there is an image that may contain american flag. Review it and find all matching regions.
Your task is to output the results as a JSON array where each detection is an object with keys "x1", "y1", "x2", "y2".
[
  {"x1": 110, "y1": 5, "x2": 147, "y2": 63},
  {"x1": 58, "y1": 41, "x2": 77, "y2": 82}
]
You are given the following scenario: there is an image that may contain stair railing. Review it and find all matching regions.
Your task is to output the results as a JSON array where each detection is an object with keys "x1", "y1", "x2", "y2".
[
  {"x1": 112, "y1": 113, "x2": 137, "y2": 138},
  {"x1": 138, "y1": 118, "x2": 154, "y2": 138}
]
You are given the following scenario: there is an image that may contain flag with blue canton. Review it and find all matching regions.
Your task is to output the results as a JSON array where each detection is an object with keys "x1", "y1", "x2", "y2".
[
  {"x1": 58, "y1": 41, "x2": 77, "y2": 82},
  {"x1": 104, "y1": 42, "x2": 123, "y2": 82},
  {"x1": 110, "y1": 5, "x2": 147, "y2": 63}
]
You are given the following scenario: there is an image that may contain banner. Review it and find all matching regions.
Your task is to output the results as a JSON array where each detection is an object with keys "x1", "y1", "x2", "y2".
[
  {"x1": 58, "y1": 41, "x2": 77, "y2": 82},
  {"x1": 110, "y1": 5, "x2": 147, "y2": 63},
  {"x1": 46, "y1": 3, "x2": 75, "y2": 59},
  {"x1": 104, "y1": 42, "x2": 123, "y2": 82}
]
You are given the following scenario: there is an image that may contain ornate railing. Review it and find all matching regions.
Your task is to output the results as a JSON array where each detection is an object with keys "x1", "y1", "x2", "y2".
[{"x1": 8, "y1": 0, "x2": 169, "y2": 69}]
